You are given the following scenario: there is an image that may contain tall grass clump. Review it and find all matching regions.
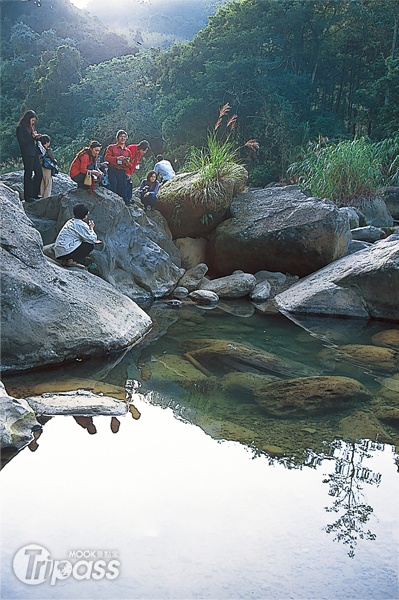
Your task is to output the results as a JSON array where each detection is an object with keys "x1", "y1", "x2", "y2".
[
  {"x1": 178, "y1": 104, "x2": 258, "y2": 211},
  {"x1": 288, "y1": 138, "x2": 383, "y2": 206},
  {"x1": 185, "y1": 131, "x2": 245, "y2": 210},
  {"x1": 373, "y1": 134, "x2": 399, "y2": 186}
]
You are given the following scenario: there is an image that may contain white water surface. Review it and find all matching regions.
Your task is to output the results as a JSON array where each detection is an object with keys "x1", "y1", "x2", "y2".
[{"x1": 1, "y1": 398, "x2": 398, "y2": 599}]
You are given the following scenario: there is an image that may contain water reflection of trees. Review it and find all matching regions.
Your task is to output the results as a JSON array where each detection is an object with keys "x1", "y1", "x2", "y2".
[
  {"x1": 116, "y1": 385, "x2": 396, "y2": 558},
  {"x1": 307, "y1": 439, "x2": 383, "y2": 558}
]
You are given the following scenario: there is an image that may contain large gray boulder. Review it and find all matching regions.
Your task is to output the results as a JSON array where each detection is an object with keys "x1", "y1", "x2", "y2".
[
  {"x1": 0, "y1": 169, "x2": 76, "y2": 201},
  {"x1": 275, "y1": 237, "x2": 399, "y2": 321},
  {"x1": 0, "y1": 183, "x2": 153, "y2": 372},
  {"x1": 208, "y1": 185, "x2": 350, "y2": 277},
  {"x1": 24, "y1": 185, "x2": 184, "y2": 303}
]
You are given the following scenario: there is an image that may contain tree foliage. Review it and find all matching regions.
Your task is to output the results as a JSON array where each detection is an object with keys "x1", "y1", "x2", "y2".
[{"x1": 1, "y1": 0, "x2": 399, "y2": 185}]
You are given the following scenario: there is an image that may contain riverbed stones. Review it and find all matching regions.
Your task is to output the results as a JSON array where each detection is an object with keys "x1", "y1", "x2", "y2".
[
  {"x1": 178, "y1": 263, "x2": 209, "y2": 292},
  {"x1": 221, "y1": 372, "x2": 279, "y2": 400},
  {"x1": 350, "y1": 226, "x2": 386, "y2": 243},
  {"x1": 375, "y1": 406, "x2": 399, "y2": 428},
  {"x1": 381, "y1": 186, "x2": 399, "y2": 220},
  {"x1": 149, "y1": 353, "x2": 209, "y2": 385},
  {"x1": 199, "y1": 272, "x2": 257, "y2": 298},
  {"x1": 250, "y1": 279, "x2": 272, "y2": 302},
  {"x1": 355, "y1": 195, "x2": 394, "y2": 227},
  {"x1": 374, "y1": 373, "x2": 399, "y2": 404},
  {"x1": 339, "y1": 207, "x2": 360, "y2": 229},
  {"x1": 348, "y1": 240, "x2": 372, "y2": 254},
  {"x1": 251, "y1": 376, "x2": 372, "y2": 417},
  {"x1": 217, "y1": 300, "x2": 256, "y2": 318},
  {"x1": 188, "y1": 290, "x2": 219, "y2": 305}
]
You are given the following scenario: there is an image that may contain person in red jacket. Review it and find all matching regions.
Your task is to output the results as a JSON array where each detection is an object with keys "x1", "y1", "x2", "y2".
[
  {"x1": 125, "y1": 140, "x2": 150, "y2": 202},
  {"x1": 104, "y1": 130, "x2": 132, "y2": 203},
  {"x1": 69, "y1": 141, "x2": 104, "y2": 188}
]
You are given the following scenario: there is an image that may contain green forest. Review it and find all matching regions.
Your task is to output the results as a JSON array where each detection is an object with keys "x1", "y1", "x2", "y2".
[{"x1": 1, "y1": 0, "x2": 399, "y2": 188}]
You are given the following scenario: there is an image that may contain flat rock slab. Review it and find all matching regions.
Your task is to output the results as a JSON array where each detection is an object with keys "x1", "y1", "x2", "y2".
[{"x1": 25, "y1": 390, "x2": 129, "y2": 416}]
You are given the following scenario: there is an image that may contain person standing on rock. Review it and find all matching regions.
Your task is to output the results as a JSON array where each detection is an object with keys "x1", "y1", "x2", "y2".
[
  {"x1": 54, "y1": 203, "x2": 101, "y2": 268},
  {"x1": 104, "y1": 130, "x2": 132, "y2": 204},
  {"x1": 16, "y1": 109, "x2": 43, "y2": 202},
  {"x1": 39, "y1": 135, "x2": 58, "y2": 198}
]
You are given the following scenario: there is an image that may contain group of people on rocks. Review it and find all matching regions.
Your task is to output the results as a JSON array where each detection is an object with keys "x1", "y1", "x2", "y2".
[
  {"x1": 16, "y1": 110, "x2": 176, "y2": 212},
  {"x1": 15, "y1": 110, "x2": 176, "y2": 269},
  {"x1": 69, "y1": 130, "x2": 175, "y2": 210}
]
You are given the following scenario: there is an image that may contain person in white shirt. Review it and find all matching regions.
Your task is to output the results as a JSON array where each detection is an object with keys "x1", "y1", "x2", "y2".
[
  {"x1": 54, "y1": 203, "x2": 101, "y2": 268},
  {"x1": 154, "y1": 154, "x2": 175, "y2": 183}
]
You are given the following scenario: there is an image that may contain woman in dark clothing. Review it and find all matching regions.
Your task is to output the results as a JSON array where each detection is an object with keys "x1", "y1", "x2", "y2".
[
  {"x1": 139, "y1": 170, "x2": 159, "y2": 211},
  {"x1": 16, "y1": 110, "x2": 43, "y2": 202}
]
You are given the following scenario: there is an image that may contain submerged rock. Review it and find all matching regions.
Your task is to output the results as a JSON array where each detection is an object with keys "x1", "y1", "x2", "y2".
[
  {"x1": 251, "y1": 376, "x2": 372, "y2": 417},
  {"x1": 150, "y1": 353, "x2": 209, "y2": 385},
  {"x1": 339, "y1": 410, "x2": 393, "y2": 443},
  {"x1": 375, "y1": 406, "x2": 399, "y2": 428},
  {"x1": 184, "y1": 338, "x2": 292, "y2": 377},
  {"x1": 371, "y1": 330, "x2": 399, "y2": 350},
  {"x1": 338, "y1": 344, "x2": 399, "y2": 373}
]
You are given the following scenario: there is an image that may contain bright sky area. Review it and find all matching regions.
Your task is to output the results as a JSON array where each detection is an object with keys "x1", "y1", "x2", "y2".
[
  {"x1": 70, "y1": 0, "x2": 152, "y2": 6},
  {"x1": 70, "y1": 0, "x2": 89, "y2": 7}
]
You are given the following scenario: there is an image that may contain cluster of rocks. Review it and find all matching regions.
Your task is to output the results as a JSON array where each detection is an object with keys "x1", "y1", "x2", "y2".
[{"x1": 1, "y1": 171, "x2": 398, "y2": 376}]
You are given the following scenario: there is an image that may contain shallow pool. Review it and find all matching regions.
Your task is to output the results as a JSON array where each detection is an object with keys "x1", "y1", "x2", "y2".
[{"x1": 1, "y1": 305, "x2": 398, "y2": 599}]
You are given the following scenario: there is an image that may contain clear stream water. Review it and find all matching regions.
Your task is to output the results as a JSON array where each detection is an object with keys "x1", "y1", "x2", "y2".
[{"x1": 1, "y1": 303, "x2": 398, "y2": 599}]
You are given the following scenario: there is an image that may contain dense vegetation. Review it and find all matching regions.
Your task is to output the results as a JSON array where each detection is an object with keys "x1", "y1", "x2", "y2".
[{"x1": 1, "y1": 0, "x2": 398, "y2": 190}]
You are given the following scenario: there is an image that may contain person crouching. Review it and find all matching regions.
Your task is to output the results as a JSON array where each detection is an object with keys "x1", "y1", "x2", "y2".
[
  {"x1": 54, "y1": 203, "x2": 101, "y2": 268},
  {"x1": 139, "y1": 170, "x2": 159, "y2": 211}
]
